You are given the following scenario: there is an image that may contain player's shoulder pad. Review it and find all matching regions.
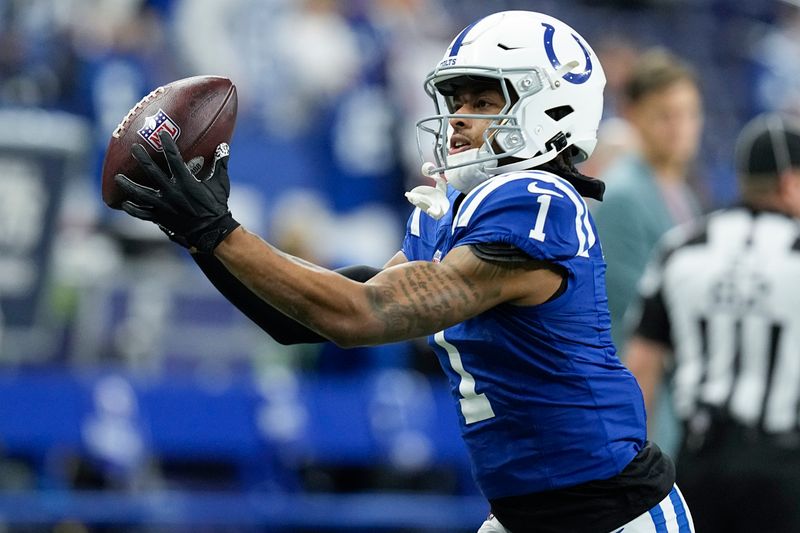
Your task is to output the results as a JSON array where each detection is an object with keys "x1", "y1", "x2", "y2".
[
  {"x1": 453, "y1": 170, "x2": 585, "y2": 230},
  {"x1": 451, "y1": 170, "x2": 596, "y2": 260}
]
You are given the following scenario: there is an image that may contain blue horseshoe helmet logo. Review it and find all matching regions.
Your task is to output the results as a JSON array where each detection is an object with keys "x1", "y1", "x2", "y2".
[{"x1": 541, "y1": 22, "x2": 592, "y2": 84}]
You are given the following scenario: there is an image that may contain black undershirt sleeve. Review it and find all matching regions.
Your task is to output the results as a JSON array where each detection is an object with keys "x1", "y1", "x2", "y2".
[
  {"x1": 468, "y1": 243, "x2": 569, "y2": 302},
  {"x1": 469, "y1": 242, "x2": 534, "y2": 263},
  {"x1": 632, "y1": 288, "x2": 673, "y2": 350},
  {"x1": 192, "y1": 254, "x2": 381, "y2": 345}
]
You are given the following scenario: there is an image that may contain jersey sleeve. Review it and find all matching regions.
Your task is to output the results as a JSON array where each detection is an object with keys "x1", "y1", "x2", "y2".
[{"x1": 451, "y1": 173, "x2": 597, "y2": 262}]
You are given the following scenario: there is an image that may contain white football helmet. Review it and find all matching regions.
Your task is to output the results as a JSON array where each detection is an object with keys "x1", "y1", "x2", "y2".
[{"x1": 416, "y1": 11, "x2": 606, "y2": 191}]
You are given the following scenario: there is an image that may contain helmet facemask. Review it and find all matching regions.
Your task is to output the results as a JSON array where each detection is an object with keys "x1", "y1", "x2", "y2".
[{"x1": 416, "y1": 63, "x2": 581, "y2": 193}]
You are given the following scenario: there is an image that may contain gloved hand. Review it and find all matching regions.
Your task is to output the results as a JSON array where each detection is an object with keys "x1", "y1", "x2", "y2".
[{"x1": 114, "y1": 131, "x2": 240, "y2": 254}]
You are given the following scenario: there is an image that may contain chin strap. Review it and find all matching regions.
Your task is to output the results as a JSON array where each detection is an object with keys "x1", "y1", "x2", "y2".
[
  {"x1": 490, "y1": 146, "x2": 561, "y2": 175},
  {"x1": 405, "y1": 149, "x2": 499, "y2": 220},
  {"x1": 405, "y1": 163, "x2": 450, "y2": 220}
]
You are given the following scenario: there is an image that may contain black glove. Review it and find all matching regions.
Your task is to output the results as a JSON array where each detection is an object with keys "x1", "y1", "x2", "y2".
[{"x1": 114, "y1": 131, "x2": 240, "y2": 254}]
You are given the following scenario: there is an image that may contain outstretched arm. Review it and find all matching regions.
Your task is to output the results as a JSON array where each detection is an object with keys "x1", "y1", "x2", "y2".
[
  {"x1": 214, "y1": 227, "x2": 562, "y2": 347},
  {"x1": 192, "y1": 254, "x2": 382, "y2": 345}
]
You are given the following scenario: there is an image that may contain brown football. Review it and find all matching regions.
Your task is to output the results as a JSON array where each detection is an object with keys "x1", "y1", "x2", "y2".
[{"x1": 101, "y1": 75, "x2": 238, "y2": 209}]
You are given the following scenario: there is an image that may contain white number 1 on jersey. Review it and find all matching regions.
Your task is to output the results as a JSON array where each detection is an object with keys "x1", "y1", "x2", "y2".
[
  {"x1": 434, "y1": 331, "x2": 495, "y2": 424},
  {"x1": 526, "y1": 178, "x2": 596, "y2": 257},
  {"x1": 529, "y1": 194, "x2": 552, "y2": 242}
]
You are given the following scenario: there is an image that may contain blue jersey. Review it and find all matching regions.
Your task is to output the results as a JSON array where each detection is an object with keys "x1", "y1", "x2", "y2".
[{"x1": 402, "y1": 170, "x2": 646, "y2": 500}]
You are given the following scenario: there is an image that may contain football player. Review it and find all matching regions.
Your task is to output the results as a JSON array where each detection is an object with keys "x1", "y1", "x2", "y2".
[{"x1": 114, "y1": 11, "x2": 694, "y2": 533}]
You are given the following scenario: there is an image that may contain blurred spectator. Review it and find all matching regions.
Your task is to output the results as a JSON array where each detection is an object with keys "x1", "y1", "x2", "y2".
[
  {"x1": 751, "y1": 0, "x2": 800, "y2": 117},
  {"x1": 625, "y1": 113, "x2": 800, "y2": 533},
  {"x1": 0, "y1": 0, "x2": 80, "y2": 110},
  {"x1": 578, "y1": 36, "x2": 641, "y2": 182},
  {"x1": 595, "y1": 36, "x2": 640, "y2": 120},
  {"x1": 173, "y1": 0, "x2": 361, "y2": 136},
  {"x1": 578, "y1": 116, "x2": 640, "y2": 185},
  {"x1": 171, "y1": 0, "x2": 406, "y2": 232},
  {"x1": 81, "y1": 375, "x2": 157, "y2": 490},
  {"x1": 593, "y1": 50, "x2": 705, "y2": 455},
  {"x1": 593, "y1": 49, "x2": 705, "y2": 353},
  {"x1": 375, "y1": 0, "x2": 455, "y2": 189},
  {"x1": 0, "y1": 108, "x2": 92, "y2": 363}
]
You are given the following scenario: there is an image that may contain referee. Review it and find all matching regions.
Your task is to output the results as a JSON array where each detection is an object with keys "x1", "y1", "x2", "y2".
[{"x1": 625, "y1": 113, "x2": 800, "y2": 533}]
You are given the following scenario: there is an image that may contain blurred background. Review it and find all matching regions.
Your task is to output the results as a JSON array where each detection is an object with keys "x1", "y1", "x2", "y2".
[{"x1": 0, "y1": 0, "x2": 797, "y2": 531}]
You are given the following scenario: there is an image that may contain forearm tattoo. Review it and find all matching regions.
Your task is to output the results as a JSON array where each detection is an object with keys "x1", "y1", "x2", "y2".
[{"x1": 366, "y1": 261, "x2": 501, "y2": 338}]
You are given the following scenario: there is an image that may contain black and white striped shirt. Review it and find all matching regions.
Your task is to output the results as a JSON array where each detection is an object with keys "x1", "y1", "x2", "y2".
[{"x1": 632, "y1": 205, "x2": 800, "y2": 434}]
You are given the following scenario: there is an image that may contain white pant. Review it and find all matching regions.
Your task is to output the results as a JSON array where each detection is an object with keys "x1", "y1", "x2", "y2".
[{"x1": 477, "y1": 484, "x2": 694, "y2": 533}]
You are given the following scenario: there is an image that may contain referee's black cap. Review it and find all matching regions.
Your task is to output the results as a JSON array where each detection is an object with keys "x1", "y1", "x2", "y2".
[{"x1": 735, "y1": 114, "x2": 800, "y2": 177}]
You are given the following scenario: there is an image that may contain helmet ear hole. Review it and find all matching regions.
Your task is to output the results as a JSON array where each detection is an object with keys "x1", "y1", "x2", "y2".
[{"x1": 545, "y1": 105, "x2": 575, "y2": 121}]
